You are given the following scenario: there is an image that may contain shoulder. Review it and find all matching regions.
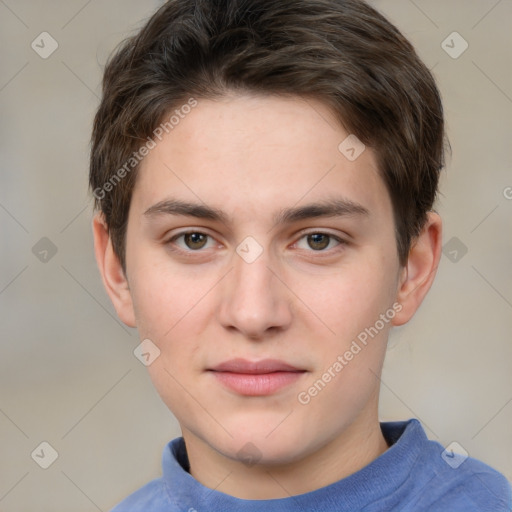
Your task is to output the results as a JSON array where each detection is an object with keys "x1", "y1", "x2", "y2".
[
  {"x1": 416, "y1": 427, "x2": 511, "y2": 511},
  {"x1": 382, "y1": 419, "x2": 511, "y2": 511},
  {"x1": 109, "y1": 477, "x2": 175, "y2": 512},
  {"x1": 428, "y1": 454, "x2": 512, "y2": 511}
]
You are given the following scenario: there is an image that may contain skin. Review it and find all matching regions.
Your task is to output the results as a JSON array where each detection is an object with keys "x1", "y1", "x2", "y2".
[{"x1": 93, "y1": 93, "x2": 442, "y2": 499}]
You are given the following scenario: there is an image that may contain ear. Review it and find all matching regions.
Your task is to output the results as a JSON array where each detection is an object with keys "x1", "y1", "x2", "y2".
[
  {"x1": 92, "y1": 212, "x2": 137, "y2": 328},
  {"x1": 392, "y1": 211, "x2": 442, "y2": 326}
]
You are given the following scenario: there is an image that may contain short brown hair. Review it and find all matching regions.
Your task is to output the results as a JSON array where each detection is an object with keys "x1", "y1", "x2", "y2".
[{"x1": 89, "y1": 0, "x2": 449, "y2": 272}]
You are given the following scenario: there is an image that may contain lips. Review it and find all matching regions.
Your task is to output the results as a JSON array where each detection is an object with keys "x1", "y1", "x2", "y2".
[
  {"x1": 209, "y1": 358, "x2": 303, "y2": 374},
  {"x1": 208, "y1": 358, "x2": 306, "y2": 396}
]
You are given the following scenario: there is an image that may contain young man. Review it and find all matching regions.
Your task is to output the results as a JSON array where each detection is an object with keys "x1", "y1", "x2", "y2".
[{"x1": 90, "y1": 0, "x2": 511, "y2": 510}]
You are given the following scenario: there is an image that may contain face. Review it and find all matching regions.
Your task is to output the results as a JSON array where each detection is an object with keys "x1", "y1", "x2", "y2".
[{"x1": 122, "y1": 93, "x2": 405, "y2": 464}]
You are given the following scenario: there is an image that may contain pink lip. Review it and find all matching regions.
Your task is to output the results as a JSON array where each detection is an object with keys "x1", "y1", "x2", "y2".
[{"x1": 208, "y1": 358, "x2": 306, "y2": 396}]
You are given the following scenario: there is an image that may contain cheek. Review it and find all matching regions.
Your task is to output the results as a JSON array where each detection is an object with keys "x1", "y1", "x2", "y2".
[
  {"x1": 129, "y1": 252, "x2": 204, "y2": 337},
  {"x1": 298, "y1": 267, "x2": 396, "y2": 408},
  {"x1": 296, "y1": 262, "x2": 396, "y2": 342},
  {"x1": 129, "y1": 260, "x2": 215, "y2": 387},
  {"x1": 131, "y1": 265, "x2": 206, "y2": 408}
]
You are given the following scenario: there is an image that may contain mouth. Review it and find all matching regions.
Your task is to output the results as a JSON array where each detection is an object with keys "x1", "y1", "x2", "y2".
[{"x1": 207, "y1": 358, "x2": 307, "y2": 396}]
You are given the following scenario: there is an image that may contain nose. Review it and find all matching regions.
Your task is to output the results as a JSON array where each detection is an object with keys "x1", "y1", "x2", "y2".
[{"x1": 217, "y1": 243, "x2": 293, "y2": 340}]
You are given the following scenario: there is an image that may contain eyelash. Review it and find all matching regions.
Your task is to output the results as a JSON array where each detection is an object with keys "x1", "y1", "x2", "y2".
[{"x1": 165, "y1": 230, "x2": 347, "y2": 256}]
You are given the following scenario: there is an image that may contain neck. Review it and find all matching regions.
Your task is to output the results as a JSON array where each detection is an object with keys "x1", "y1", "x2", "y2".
[{"x1": 182, "y1": 405, "x2": 389, "y2": 500}]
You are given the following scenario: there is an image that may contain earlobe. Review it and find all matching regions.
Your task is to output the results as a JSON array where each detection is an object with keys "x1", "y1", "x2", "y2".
[
  {"x1": 92, "y1": 213, "x2": 137, "y2": 328},
  {"x1": 391, "y1": 212, "x2": 442, "y2": 327}
]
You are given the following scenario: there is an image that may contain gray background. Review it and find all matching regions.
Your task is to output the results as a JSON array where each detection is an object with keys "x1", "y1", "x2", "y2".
[{"x1": 1, "y1": 0, "x2": 511, "y2": 510}]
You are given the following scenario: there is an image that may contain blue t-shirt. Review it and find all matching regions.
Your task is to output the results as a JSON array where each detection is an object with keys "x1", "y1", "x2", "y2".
[{"x1": 110, "y1": 419, "x2": 511, "y2": 511}]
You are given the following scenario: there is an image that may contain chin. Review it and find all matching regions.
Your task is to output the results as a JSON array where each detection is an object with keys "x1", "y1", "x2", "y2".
[{"x1": 214, "y1": 428, "x2": 308, "y2": 467}]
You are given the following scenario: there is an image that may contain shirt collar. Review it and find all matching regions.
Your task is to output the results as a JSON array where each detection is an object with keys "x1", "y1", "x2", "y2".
[{"x1": 161, "y1": 419, "x2": 427, "y2": 512}]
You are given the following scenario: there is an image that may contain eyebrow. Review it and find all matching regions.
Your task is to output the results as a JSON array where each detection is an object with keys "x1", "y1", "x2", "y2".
[{"x1": 143, "y1": 197, "x2": 370, "y2": 227}]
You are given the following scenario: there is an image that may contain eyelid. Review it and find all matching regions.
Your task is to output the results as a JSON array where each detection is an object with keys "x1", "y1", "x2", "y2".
[{"x1": 294, "y1": 227, "x2": 348, "y2": 239}]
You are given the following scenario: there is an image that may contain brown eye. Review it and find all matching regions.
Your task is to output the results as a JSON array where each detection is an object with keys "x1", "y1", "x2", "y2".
[
  {"x1": 307, "y1": 233, "x2": 331, "y2": 251},
  {"x1": 167, "y1": 231, "x2": 214, "y2": 252},
  {"x1": 183, "y1": 232, "x2": 208, "y2": 250},
  {"x1": 294, "y1": 232, "x2": 344, "y2": 253}
]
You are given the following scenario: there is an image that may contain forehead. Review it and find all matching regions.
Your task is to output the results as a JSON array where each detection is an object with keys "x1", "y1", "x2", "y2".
[{"x1": 131, "y1": 94, "x2": 392, "y2": 224}]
